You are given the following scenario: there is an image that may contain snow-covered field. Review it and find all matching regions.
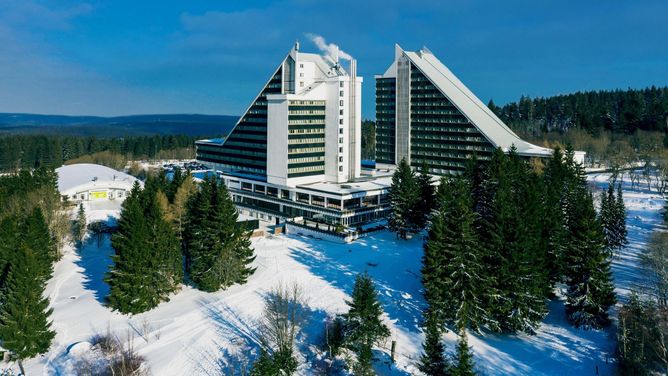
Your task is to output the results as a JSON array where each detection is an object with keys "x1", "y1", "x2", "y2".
[{"x1": 5, "y1": 172, "x2": 664, "y2": 375}]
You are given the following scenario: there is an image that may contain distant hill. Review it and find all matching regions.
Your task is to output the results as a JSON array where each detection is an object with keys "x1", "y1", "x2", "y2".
[{"x1": 0, "y1": 113, "x2": 239, "y2": 137}]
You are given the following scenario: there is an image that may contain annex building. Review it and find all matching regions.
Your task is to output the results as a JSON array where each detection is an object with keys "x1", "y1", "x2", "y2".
[
  {"x1": 375, "y1": 45, "x2": 554, "y2": 174},
  {"x1": 56, "y1": 163, "x2": 140, "y2": 203},
  {"x1": 196, "y1": 43, "x2": 391, "y2": 226}
]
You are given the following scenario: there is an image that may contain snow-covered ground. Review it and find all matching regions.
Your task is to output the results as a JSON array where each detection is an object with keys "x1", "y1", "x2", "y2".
[{"x1": 4, "y1": 171, "x2": 663, "y2": 375}]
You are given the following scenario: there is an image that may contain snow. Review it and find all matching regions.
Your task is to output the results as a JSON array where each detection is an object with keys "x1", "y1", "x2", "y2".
[{"x1": 3, "y1": 171, "x2": 663, "y2": 375}]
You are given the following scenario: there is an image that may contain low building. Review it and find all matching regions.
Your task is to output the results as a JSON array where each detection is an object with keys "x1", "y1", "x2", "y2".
[{"x1": 56, "y1": 163, "x2": 140, "y2": 203}]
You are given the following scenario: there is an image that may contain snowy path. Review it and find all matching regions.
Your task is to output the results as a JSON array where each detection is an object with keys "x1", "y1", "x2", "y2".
[{"x1": 7, "y1": 173, "x2": 663, "y2": 375}]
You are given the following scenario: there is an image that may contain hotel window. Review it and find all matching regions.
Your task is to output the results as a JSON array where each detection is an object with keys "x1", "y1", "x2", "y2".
[
  {"x1": 299, "y1": 63, "x2": 303, "y2": 68},
  {"x1": 340, "y1": 90, "x2": 344, "y2": 97},
  {"x1": 339, "y1": 128, "x2": 343, "y2": 134},
  {"x1": 339, "y1": 156, "x2": 343, "y2": 162},
  {"x1": 340, "y1": 81, "x2": 344, "y2": 87},
  {"x1": 339, "y1": 147, "x2": 343, "y2": 153},
  {"x1": 339, "y1": 166, "x2": 343, "y2": 172},
  {"x1": 339, "y1": 109, "x2": 343, "y2": 115},
  {"x1": 339, "y1": 119, "x2": 343, "y2": 125},
  {"x1": 299, "y1": 73, "x2": 303, "y2": 77},
  {"x1": 339, "y1": 100, "x2": 344, "y2": 106},
  {"x1": 300, "y1": 82, "x2": 304, "y2": 87},
  {"x1": 339, "y1": 137, "x2": 343, "y2": 144}
]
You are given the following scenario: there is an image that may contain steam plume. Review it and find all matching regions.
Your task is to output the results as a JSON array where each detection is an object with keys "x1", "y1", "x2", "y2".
[{"x1": 305, "y1": 33, "x2": 353, "y2": 62}]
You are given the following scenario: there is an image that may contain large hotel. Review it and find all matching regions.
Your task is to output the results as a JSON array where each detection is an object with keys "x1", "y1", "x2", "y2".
[{"x1": 196, "y1": 43, "x2": 552, "y2": 226}]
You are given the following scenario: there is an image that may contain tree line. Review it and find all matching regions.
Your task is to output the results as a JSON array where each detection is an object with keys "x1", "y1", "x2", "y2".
[
  {"x1": 489, "y1": 86, "x2": 668, "y2": 136},
  {"x1": 387, "y1": 147, "x2": 627, "y2": 374},
  {"x1": 106, "y1": 170, "x2": 256, "y2": 314},
  {"x1": 0, "y1": 134, "x2": 199, "y2": 171}
]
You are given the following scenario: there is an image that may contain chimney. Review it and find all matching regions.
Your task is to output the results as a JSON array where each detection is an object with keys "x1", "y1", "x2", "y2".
[{"x1": 348, "y1": 58, "x2": 359, "y2": 180}]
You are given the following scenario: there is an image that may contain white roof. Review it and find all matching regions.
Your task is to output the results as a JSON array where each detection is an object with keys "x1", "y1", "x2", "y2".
[
  {"x1": 386, "y1": 45, "x2": 552, "y2": 158},
  {"x1": 56, "y1": 164, "x2": 140, "y2": 194}
]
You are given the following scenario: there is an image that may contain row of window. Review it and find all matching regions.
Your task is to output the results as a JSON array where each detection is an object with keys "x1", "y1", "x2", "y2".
[
  {"x1": 289, "y1": 100, "x2": 325, "y2": 106},
  {"x1": 288, "y1": 119, "x2": 326, "y2": 125},
  {"x1": 288, "y1": 110, "x2": 326, "y2": 115},
  {"x1": 288, "y1": 128, "x2": 325, "y2": 135},
  {"x1": 287, "y1": 155, "x2": 325, "y2": 164},
  {"x1": 288, "y1": 137, "x2": 324, "y2": 144}
]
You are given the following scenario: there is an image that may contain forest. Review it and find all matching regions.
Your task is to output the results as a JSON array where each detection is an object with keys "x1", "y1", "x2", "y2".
[{"x1": 0, "y1": 134, "x2": 200, "y2": 172}]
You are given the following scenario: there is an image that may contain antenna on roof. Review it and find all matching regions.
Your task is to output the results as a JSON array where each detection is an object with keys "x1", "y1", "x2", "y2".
[{"x1": 294, "y1": 40, "x2": 300, "y2": 51}]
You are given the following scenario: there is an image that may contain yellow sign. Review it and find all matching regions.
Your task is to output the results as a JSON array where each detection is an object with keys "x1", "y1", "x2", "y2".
[{"x1": 90, "y1": 191, "x2": 108, "y2": 199}]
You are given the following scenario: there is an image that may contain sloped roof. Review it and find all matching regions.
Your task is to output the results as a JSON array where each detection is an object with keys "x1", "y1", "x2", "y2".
[
  {"x1": 56, "y1": 164, "x2": 139, "y2": 193},
  {"x1": 399, "y1": 45, "x2": 552, "y2": 158}
]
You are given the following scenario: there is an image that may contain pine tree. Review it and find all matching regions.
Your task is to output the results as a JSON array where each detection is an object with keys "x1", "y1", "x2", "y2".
[
  {"x1": 106, "y1": 181, "x2": 182, "y2": 314},
  {"x1": 615, "y1": 183, "x2": 628, "y2": 248},
  {"x1": 599, "y1": 183, "x2": 613, "y2": 252},
  {"x1": 415, "y1": 163, "x2": 436, "y2": 228},
  {"x1": 425, "y1": 176, "x2": 490, "y2": 331},
  {"x1": 343, "y1": 273, "x2": 390, "y2": 375},
  {"x1": 541, "y1": 147, "x2": 569, "y2": 288},
  {"x1": 452, "y1": 328, "x2": 475, "y2": 376},
  {"x1": 418, "y1": 316, "x2": 450, "y2": 376},
  {"x1": 74, "y1": 203, "x2": 87, "y2": 245},
  {"x1": 185, "y1": 176, "x2": 255, "y2": 292},
  {"x1": 388, "y1": 158, "x2": 419, "y2": 239},
  {"x1": 481, "y1": 148, "x2": 548, "y2": 334},
  {"x1": 563, "y1": 174, "x2": 616, "y2": 328},
  {"x1": 24, "y1": 207, "x2": 55, "y2": 281},
  {"x1": 0, "y1": 245, "x2": 55, "y2": 370}
]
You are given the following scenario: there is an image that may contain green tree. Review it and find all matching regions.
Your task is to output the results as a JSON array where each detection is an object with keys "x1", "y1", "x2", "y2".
[
  {"x1": 452, "y1": 328, "x2": 475, "y2": 376},
  {"x1": 388, "y1": 158, "x2": 419, "y2": 239},
  {"x1": 418, "y1": 316, "x2": 450, "y2": 376},
  {"x1": 74, "y1": 203, "x2": 87, "y2": 245},
  {"x1": 185, "y1": 176, "x2": 255, "y2": 292},
  {"x1": 0, "y1": 245, "x2": 55, "y2": 374},
  {"x1": 415, "y1": 163, "x2": 436, "y2": 228},
  {"x1": 106, "y1": 182, "x2": 182, "y2": 314},
  {"x1": 343, "y1": 273, "x2": 390, "y2": 375},
  {"x1": 563, "y1": 162, "x2": 616, "y2": 328}
]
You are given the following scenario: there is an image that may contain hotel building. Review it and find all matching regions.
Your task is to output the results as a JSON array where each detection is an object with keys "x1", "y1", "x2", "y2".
[
  {"x1": 375, "y1": 45, "x2": 553, "y2": 174},
  {"x1": 196, "y1": 43, "x2": 391, "y2": 226}
]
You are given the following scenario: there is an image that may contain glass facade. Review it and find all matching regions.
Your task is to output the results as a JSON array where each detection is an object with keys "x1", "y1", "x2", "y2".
[
  {"x1": 375, "y1": 77, "x2": 396, "y2": 164},
  {"x1": 196, "y1": 66, "x2": 284, "y2": 177},
  {"x1": 287, "y1": 100, "x2": 326, "y2": 178},
  {"x1": 375, "y1": 62, "x2": 496, "y2": 174}
]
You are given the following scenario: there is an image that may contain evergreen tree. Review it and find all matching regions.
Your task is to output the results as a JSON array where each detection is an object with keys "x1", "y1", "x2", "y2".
[
  {"x1": 388, "y1": 158, "x2": 419, "y2": 239},
  {"x1": 185, "y1": 176, "x2": 255, "y2": 292},
  {"x1": 481, "y1": 148, "x2": 548, "y2": 334},
  {"x1": 415, "y1": 163, "x2": 436, "y2": 228},
  {"x1": 599, "y1": 183, "x2": 615, "y2": 253},
  {"x1": 74, "y1": 203, "x2": 87, "y2": 245},
  {"x1": 424, "y1": 176, "x2": 490, "y2": 331},
  {"x1": 615, "y1": 183, "x2": 628, "y2": 248},
  {"x1": 418, "y1": 316, "x2": 450, "y2": 376},
  {"x1": 106, "y1": 181, "x2": 182, "y2": 314},
  {"x1": 23, "y1": 207, "x2": 55, "y2": 282},
  {"x1": 563, "y1": 161, "x2": 616, "y2": 328},
  {"x1": 452, "y1": 328, "x2": 475, "y2": 376},
  {"x1": 343, "y1": 273, "x2": 390, "y2": 375},
  {"x1": 0, "y1": 245, "x2": 55, "y2": 372}
]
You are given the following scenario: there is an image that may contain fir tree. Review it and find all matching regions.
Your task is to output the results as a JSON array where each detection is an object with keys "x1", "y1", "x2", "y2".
[
  {"x1": 418, "y1": 316, "x2": 450, "y2": 376},
  {"x1": 388, "y1": 158, "x2": 419, "y2": 239},
  {"x1": 106, "y1": 181, "x2": 182, "y2": 314},
  {"x1": 452, "y1": 328, "x2": 475, "y2": 376},
  {"x1": 599, "y1": 183, "x2": 614, "y2": 252},
  {"x1": 424, "y1": 176, "x2": 490, "y2": 331},
  {"x1": 185, "y1": 176, "x2": 255, "y2": 292},
  {"x1": 541, "y1": 147, "x2": 569, "y2": 287},
  {"x1": 415, "y1": 163, "x2": 436, "y2": 228},
  {"x1": 563, "y1": 174, "x2": 616, "y2": 328},
  {"x1": 615, "y1": 183, "x2": 628, "y2": 249},
  {"x1": 0, "y1": 245, "x2": 55, "y2": 372},
  {"x1": 343, "y1": 273, "x2": 390, "y2": 375},
  {"x1": 74, "y1": 203, "x2": 87, "y2": 245},
  {"x1": 23, "y1": 207, "x2": 55, "y2": 282}
]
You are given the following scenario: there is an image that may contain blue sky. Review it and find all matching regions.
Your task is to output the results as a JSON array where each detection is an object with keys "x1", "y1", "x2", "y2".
[{"x1": 0, "y1": 0, "x2": 666, "y2": 118}]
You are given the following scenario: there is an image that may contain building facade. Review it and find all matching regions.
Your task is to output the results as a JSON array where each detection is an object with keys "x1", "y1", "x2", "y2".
[
  {"x1": 375, "y1": 45, "x2": 553, "y2": 174},
  {"x1": 197, "y1": 43, "x2": 391, "y2": 226}
]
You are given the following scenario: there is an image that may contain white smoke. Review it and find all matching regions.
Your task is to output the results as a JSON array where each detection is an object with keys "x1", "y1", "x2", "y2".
[{"x1": 305, "y1": 33, "x2": 353, "y2": 62}]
